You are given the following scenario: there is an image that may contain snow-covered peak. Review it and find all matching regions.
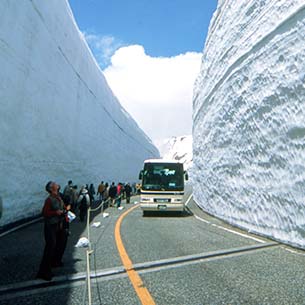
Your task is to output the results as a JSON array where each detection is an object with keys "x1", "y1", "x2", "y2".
[{"x1": 156, "y1": 135, "x2": 193, "y2": 170}]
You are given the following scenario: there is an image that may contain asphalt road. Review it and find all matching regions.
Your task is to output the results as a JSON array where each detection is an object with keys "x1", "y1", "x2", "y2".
[{"x1": 1, "y1": 191, "x2": 305, "y2": 305}]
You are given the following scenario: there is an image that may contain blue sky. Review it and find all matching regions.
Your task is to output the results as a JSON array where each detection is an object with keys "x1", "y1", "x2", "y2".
[
  {"x1": 69, "y1": 0, "x2": 217, "y2": 66},
  {"x1": 68, "y1": 0, "x2": 217, "y2": 144}
]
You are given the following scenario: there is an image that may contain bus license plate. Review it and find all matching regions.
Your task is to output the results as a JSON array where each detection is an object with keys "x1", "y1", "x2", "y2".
[
  {"x1": 158, "y1": 205, "x2": 167, "y2": 210},
  {"x1": 156, "y1": 199, "x2": 169, "y2": 203}
]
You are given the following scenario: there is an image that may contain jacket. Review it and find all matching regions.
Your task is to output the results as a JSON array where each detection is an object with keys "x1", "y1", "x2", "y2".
[{"x1": 42, "y1": 195, "x2": 64, "y2": 225}]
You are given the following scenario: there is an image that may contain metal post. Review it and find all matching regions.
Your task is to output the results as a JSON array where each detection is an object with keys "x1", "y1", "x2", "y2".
[
  {"x1": 85, "y1": 196, "x2": 107, "y2": 305},
  {"x1": 86, "y1": 206, "x2": 92, "y2": 305},
  {"x1": 87, "y1": 206, "x2": 91, "y2": 249},
  {"x1": 86, "y1": 249, "x2": 93, "y2": 305}
]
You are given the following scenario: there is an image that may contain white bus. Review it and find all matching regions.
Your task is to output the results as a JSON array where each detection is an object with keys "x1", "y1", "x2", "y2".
[{"x1": 138, "y1": 159, "x2": 188, "y2": 215}]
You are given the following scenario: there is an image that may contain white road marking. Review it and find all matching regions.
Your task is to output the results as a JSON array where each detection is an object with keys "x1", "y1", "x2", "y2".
[
  {"x1": 191, "y1": 196, "x2": 267, "y2": 243},
  {"x1": 282, "y1": 246, "x2": 305, "y2": 256},
  {"x1": 184, "y1": 194, "x2": 193, "y2": 206},
  {"x1": 211, "y1": 223, "x2": 266, "y2": 243},
  {"x1": 194, "y1": 215, "x2": 210, "y2": 224},
  {"x1": 194, "y1": 214, "x2": 266, "y2": 244}
]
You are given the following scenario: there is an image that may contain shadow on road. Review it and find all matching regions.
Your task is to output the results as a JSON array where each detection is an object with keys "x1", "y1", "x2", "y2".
[
  {"x1": 142, "y1": 208, "x2": 193, "y2": 218},
  {"x1": 0, "y1": 199, "x2": 112, "y2": 305}
]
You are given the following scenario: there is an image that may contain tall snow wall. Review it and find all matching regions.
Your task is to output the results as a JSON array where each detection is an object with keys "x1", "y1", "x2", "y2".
[
  {"x1": 193, "y1": 1, "x2": 305, "y2": 248},
  {"x1": 0, "y1": 0, "x2": 159, "y2": 227}
]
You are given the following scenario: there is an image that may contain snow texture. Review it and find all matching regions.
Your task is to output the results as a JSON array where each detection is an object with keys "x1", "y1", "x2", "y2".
[
  {"x1": 158, "y1": 136, "x2": 193, "y2": 170},
  {"x1": 0, "y1": 0, "x2": 159, "y2": 227},
  {"x1": 193, "y1": 1, "x2": 305, "y2": 248}
]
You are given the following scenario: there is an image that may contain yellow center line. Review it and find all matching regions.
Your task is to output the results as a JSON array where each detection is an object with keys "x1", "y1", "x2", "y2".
[{"x1": 115, "y1": 204, "x2": 156, "y2": 305}]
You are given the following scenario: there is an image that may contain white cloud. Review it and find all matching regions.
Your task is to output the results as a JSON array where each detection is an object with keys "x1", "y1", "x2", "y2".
[
  {"x1": 82, "y1": 32, "x2": 124, "y2": 67},
  {"x1": 103, "y1": 45, "x2": 202, "y2": 144}
]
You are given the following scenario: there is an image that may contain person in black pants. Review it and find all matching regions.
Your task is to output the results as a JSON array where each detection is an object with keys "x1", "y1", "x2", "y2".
[
  {"x1": 77, "y1": 186, "x2": 90, "y2": 222},
  {"x1": 109, "y1": 182, "x2": 117, "y2": 207},
  {"x1": 36, "y1": 181, "x2": 70, "y2": 281},
  {"x1": 125, "y1": 183, "x2": 132, "y2": 204}
]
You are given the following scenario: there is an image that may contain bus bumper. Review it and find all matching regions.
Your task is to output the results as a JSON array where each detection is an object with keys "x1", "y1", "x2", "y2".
[{"x1": 140, "y1": 203, "x2": 185, "y2": 212}]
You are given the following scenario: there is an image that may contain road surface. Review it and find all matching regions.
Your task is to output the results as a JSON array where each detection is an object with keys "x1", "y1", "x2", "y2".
[{"x1": 1, "y1": 190, "x2": 305, "y2": 304}]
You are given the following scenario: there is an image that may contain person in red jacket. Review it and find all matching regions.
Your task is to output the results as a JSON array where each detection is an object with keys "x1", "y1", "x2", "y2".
[{"x1": 36, "y1": 181, "x2": 70, "y2": 281}]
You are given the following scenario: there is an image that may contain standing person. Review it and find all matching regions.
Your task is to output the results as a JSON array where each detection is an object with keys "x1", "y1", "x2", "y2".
[
  {"x1": 88, "y1": 183, "x2": 96, "y2": 204},
  {"x1": 125, "y1": 183, "x2": 132, "y2": 204},
  {"x1": 77, "y1": 186, "x2": 90, "y2": 222},
  {"x1": 63, "y1": 180, "x2": 73, "y2": 204},
  {"x1": 108, "y1": 182, "x2": 117, "y2": 207},
  {"x1": 136, "y1": 183, "x2": 141, "y2": 194},
  {"x1": 104, "y1": 182, "x2": 109, "y2": 204},
  {"x1": 71, "y1": 185, "x2": 78, "y2": 211},
  {"x1": 37, "y1": 181, "x2": 70, "y2": 281},
  {"x1": 97, "y1": 181, "x2": 105, "y2": 201},
  {"x1": 121, "y1": 183, "x2": 126, "y2": 199},
  {"x1": 132, "y1": 183, "x2": 136, "y2": 194},
  {"x1": 116, "y1": 183, "x2": 122, "y2": 208}
]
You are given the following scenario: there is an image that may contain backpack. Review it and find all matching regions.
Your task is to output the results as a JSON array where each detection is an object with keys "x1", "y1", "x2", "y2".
[
  {"x1": 63, "y1": 186, "x2": 72, "y2": 204},
  {"x1": 80, "y1": 194, "x2": 87, "y2": 207}
]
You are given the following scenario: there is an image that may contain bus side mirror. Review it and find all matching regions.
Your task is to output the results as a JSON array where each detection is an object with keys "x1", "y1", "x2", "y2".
[
  {"x1": 139, "y1": 170, "x2": 143, "y2": 180},
  {"x1": 184, "y1": 171, "x2": 189, "y2": 181}
]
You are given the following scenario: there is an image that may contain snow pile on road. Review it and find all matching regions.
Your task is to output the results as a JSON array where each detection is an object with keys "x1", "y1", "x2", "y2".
[
  {"x1": 193, "y1": 1, "x2": 305, "y2": 248},
  {"x1": 0, "y1": 0, "x2": 159, "y2": 228},
  {"x1": 157, "y1": 136, "x2": 193, "y2": 170}
]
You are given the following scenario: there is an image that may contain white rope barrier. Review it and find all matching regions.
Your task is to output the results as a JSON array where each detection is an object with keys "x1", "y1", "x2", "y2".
[{"x1": 85, "y1": 194, "x2": 124, "y2": 305}]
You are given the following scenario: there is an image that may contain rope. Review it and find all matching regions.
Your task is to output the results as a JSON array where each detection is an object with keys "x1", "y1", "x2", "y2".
[{"x1": 85, "y1": 193, "x2": 125, "y2": 305}]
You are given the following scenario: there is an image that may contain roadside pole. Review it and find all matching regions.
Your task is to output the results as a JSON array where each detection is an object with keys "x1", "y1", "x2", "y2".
[
  {"x1": 85, "y1": 195, "x2": 122, "y2": 305},
  {"x1": 86, "y1": 205, "x2": 93, "y2": 305}
]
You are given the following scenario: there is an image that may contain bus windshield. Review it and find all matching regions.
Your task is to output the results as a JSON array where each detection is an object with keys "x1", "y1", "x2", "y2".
[{"x1": 142, "y1": 162, "x2": 184, "y2": 191}]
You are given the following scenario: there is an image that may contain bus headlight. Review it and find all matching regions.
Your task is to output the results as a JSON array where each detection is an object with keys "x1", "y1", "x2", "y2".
[{"x1": 141, "y1": 198, "x2": 151, "y2": 202}]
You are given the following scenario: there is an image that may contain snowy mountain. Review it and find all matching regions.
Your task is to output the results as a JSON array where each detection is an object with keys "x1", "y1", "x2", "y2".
[
  {"x1": 0, "y1": 0, "x2": 159, "y2": 227},
  {"x1": 157, "y1": 136, "x2": 193, "y2": 170},
  {"x1": 193, "y1": 1, "x2": 305, "y2": 248}
]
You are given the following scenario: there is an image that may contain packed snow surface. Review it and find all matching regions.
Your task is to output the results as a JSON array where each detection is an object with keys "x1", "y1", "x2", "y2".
[
  {"x1": 0, "y1": 0, "x2": 159, "y2": 227},
  {"x1": 193, "y1": 1, "x2": 305, "y2": 248}
]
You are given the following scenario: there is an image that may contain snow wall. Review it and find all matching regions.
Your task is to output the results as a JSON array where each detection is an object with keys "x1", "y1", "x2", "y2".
[
  {"x1": 0, "y1": 0, "x2": 159, "y2": 227},
  {"x1": 193, "y1": 1, "x2": 305, "y2": 248}
]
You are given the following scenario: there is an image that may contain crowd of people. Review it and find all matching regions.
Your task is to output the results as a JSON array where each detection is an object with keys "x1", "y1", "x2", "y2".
[
  {"x1": 59, "y1": 180, "x2": 135, "y2": 220},
  {"x1": 36, "y1": 179, "x2": 136, "y2": 281}
]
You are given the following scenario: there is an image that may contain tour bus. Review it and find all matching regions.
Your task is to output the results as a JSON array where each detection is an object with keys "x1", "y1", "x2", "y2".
[{"x1": 138, "y1": 159, "x2": 188, "y2": 215}]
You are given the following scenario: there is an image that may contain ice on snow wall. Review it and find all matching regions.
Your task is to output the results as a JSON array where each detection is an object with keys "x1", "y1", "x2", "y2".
[
  {"x1": 193, "y1": 0, "x2": 305, "y2": 248},
  {"x1": 0, "y1": 0, "x2": 159, "y2": 227}
]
